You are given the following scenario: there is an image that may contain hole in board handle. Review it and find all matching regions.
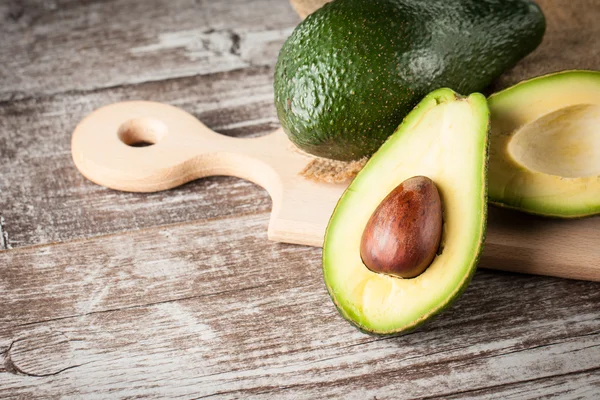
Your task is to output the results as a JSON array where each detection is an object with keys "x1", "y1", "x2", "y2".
[{"x1": 118, "y1": 118, "x2": 168, "y2": 147}]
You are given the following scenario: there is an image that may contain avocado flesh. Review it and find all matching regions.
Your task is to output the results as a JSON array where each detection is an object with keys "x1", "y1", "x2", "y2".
[
  {"x1": 275, "y1": 0, "x2": 545, "y2": 161},
  {"x1": 488, "y1": 70, "x2": 600, "y2": 217},
  {"x1": 323, "y1": 89, "x2": 489, "y2": 335}
]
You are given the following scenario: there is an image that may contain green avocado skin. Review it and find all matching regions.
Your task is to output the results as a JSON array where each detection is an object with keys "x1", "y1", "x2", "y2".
[{"x1": 274, "y1": 0, "x2": 545, "y2": 160}]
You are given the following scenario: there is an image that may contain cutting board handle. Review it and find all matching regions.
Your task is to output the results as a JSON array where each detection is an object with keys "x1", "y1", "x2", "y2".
[
  {"x1": 71, "y1": 101, "x2": 349, "y2": 247},
  {"x1": 72, "y1": 101, "x2": 283, "y2": 193}
]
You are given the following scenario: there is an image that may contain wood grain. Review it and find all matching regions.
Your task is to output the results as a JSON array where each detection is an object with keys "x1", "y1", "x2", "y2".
[
  {"x1": 0, "y1": 0, "x2": 300, "y2": 102},
  {"x1": 0, "y1": 67, "x2": 276, "y2": 248},
  {"x1": 2, "y1": 0, "x2": 600, "y2": 397},
  {"x1": 1, "y1": 0, "x2": 597, "y2": 101},
  {"x1": 70, "y1": 101, "x2": 349, "y2": 247},
  {"x1": 2, "y1": 0, "x2": 599, "y2": 250},
  {"x1": 0, "y1": 215, "x2": 599, "y2": 398}
]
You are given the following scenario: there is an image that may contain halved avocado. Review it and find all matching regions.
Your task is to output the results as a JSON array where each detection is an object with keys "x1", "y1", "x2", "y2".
[
  {"x1": 488, "y1": 70, "x2": 600, "y2": 217},
  {"x1": 323, "y1": 88, "x2": 489, "y2": 335}
]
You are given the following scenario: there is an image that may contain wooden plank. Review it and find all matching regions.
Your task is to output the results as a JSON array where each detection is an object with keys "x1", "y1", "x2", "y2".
[
  {"x1": 0, "y1": 67, "x2": 277, "y2": 249},
  {"x1": 0, "y1": 0, "x2": 598, "y2": 103},
  {"x1": 0, "y1": 215, "x2": 599, "y2": 398},
  {"x1": 2, "y1": 0, "x2": 600, "y2": 251},
  {"x1": 481, "y1": 207, "x2": 600, "y2": 282},
  {"x1": 0, "y1": 0, "x2": 299, "y2": 101},
  {"x1": 0, "y1": 214, "x2": 9, "y2": 250},
  {"x1": 438, "y1": 371, "x2": 600, "y2": 399}
]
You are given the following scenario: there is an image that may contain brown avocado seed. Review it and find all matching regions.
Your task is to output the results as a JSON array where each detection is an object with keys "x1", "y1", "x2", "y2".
[{"x1": 360, "y1": 176, "x2": 443, "y2": 278}]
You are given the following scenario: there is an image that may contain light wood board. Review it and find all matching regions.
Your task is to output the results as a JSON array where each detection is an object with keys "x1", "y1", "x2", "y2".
[
  {"x1": 71, "y1": 101, "x2": 347, "y2": 247},
  {"x1": 72, "y1": 101, "x2": 600, "y2": 282}
]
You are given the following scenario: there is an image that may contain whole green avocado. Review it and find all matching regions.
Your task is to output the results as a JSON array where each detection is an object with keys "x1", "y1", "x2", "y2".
[{"x1": 274, "y1": 0, "x2": 545, "y2": 160}]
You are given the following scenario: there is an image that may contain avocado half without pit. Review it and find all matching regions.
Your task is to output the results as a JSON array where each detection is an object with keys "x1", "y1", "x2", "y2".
[
  {"x1": 488, "y1": 70, "x2": 600, "y2": 217},
  {"x1": 323, "y1": 88, "x2": 489, "y2": 335}
]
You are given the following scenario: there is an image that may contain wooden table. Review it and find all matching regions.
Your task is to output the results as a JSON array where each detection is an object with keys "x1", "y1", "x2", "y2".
[{"x1": 1, "y1": 0, "x2": 599, "y2": 398}]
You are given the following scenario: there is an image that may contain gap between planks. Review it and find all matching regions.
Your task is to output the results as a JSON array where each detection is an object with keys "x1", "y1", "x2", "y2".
[
  {"x1": 0, "y1": 64, "x2": 273, "y2": 109},
  {"x1": 419, "y1": 365, "x2": 600, "y2": 400},
  {"x1": 0, "y1": 214, "x2": 10, "y2": 250},
  {"x1": 0, "y1": 209, "x2": 271, "y2": 255}
]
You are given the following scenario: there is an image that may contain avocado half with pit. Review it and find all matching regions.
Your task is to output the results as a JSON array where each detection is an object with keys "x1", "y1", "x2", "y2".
[
  {"x1": 488, "y1": 70, "x2": 600, "y2": 217},
  {"x1": 323, "y1": 88, "x2": 489, "y2": 335}
]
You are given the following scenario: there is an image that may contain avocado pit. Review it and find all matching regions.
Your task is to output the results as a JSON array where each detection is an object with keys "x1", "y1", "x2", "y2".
[{"x1": 360, "y1": 176, "x2": 443, "y2": 279}]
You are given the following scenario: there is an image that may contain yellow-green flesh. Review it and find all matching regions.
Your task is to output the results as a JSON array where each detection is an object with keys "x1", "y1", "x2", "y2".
[
  {"x1": 323, "y1": 89, "x2": 489, "y2": 334},
  {"x1": 488, "y1": 70, "x2": 600, "y2": 217}
]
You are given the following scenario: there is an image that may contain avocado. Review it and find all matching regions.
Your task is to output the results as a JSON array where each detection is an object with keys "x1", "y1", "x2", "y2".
[
  {"x1": 275, "y1": 0, "x2": 545, "y2": 161},
  {"x1": 323, "y1": 88, "x2": 489, "y2": 335},
  {"x1": 488, "y1": 70, "x2": 600, "y2": 217}
]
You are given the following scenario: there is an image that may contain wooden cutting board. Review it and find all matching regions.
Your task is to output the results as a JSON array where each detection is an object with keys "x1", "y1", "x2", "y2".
[
  {"x1": 71, "y1": 100, "x2": 600, "y2": 282},
  {"x1": 72, "y1": 0, "x2": 600, "y2": 282}
]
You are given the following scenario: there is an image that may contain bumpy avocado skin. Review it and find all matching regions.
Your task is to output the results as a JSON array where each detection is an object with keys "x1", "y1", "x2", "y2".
[{"x1": 275, "y1": 0, "x2": 545, "y2": 160}]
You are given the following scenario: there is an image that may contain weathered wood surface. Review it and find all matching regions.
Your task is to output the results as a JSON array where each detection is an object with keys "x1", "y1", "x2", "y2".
[
  {"x1": 0, "y1": 67, "x2": 277, "y2": 248},
  {"x1": 1, "y1": 0, "x2": 600, "y2": 398},
  {"x1": 0, "y1": 0, "x2": 298, "y2": 102},
  {"x1": 1, "y1": 215, "x2": 599, "y2": 398},
  {"x1": 0, "y1": 0, "x2": 599, "y2": 250}
]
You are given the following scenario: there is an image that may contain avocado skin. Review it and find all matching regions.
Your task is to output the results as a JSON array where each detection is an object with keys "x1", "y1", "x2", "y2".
[
  {"x1": 322, "y1": 88, "x2": 490, "y2": 335},
  {"x1": 275, "y1": 0, "x2": 545, "y2": 160}
]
